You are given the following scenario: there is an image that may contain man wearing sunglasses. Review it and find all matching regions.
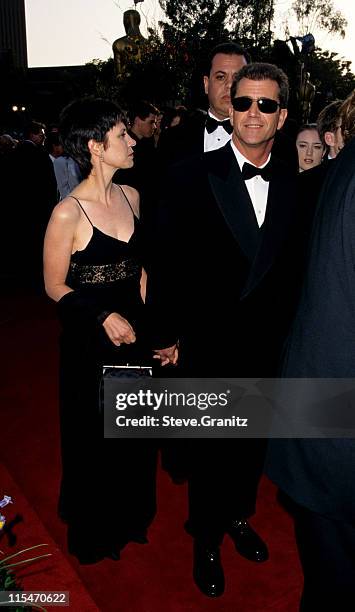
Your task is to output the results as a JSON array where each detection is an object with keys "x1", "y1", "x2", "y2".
[{"x1": 148, "y1": 62, "x2": 299, "y2": 598}]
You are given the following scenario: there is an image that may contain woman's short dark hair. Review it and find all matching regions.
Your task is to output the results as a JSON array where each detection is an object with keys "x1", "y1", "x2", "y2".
[
  {"x1": 296, "y1": 123, "x2": 320, "y2": 138},
  {"x1": 59, "y1": 97, "x2": 126, "y2": 178},
  {"x1": 231, "y1": 63, "x2": 289, "y2": 108}
]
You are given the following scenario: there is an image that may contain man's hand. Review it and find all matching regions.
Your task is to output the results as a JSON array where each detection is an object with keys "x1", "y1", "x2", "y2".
[
  {"x1": 153, "y1": 344, "x2": 178, "y2": 366},
  {"x1": 102, "y1": 312, "x2": 136, "y2": 346}
]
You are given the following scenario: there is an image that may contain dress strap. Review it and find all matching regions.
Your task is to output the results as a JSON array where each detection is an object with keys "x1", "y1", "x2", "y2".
[
  {"x1": 68, "y1": 195, "x2": 94, "y2": 227},
  {"x1": 117, "y1": 184, "x2": 136, "y2": 218}
]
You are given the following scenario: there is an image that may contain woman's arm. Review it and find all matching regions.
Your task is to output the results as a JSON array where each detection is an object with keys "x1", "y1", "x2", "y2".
[
  {"x1": 140, "y1": 268, "x2": 147, "y2": 302},
  {"x1": 43, "y1": 199, "x2": 80, "y2": 302}
]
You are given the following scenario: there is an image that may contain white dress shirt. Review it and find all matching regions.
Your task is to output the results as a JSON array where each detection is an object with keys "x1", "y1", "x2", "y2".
[
  {"x1": 204, "y1": 110, "x2": 232, "y2": 152},
  {"x1": 230, "y1": 141, "x2": 271, "y2": 227}
]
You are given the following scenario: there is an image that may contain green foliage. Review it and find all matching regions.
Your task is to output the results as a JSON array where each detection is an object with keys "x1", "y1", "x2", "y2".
[
  {"x1": 308, "y1": 49, "x2": 355, "y2": 117},
  {"x1": 291, "y1": 0, "x2": 347, "y2": 38},
  {"x1": 82, "y1": 58, "x2": 120, "y2": 99},
  {"x1": 158, "y1": 0, "x2": 275, "y2": 55},
  {"x1": 0, "y1": 544, "x2": 51, "y2": 611}
]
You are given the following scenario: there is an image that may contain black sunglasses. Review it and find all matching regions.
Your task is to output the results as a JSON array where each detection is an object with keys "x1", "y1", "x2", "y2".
[{"x1": 232, "y1": 97, "x2": 281, "y2": 114}]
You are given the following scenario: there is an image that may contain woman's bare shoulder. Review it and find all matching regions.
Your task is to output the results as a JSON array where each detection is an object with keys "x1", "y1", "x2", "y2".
[{"x1": 50, "y1": 196, "x2": 81, "y2": 224}]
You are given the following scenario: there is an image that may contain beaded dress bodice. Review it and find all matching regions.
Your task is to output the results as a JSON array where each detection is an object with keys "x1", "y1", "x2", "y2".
[{"x1": 66, "y1": 193, "x2": 142, "y2": 290}]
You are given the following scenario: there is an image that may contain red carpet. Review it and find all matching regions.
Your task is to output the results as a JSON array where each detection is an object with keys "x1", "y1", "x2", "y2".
[{"x1": 0, "y1": 287, "x2": 303, "y2": 611}]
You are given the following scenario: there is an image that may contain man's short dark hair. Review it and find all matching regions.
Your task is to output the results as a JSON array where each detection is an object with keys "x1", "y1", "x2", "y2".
[
  {"x1": 59, "y1": 97, "x2": 127, "y2": 179},
  {"x1": 23, "y1": 121, "x2": 46, "y2": 139},
  {"x1": 204, "y1": 42, "x2": 250, "y2": 76},
  {"x1": 129, "y1": 100, "x2": 159, "y2": 123},
  {"x1": 317, "y1": 100, "x2": 343, "y2": 146},
  {"x1": 231, "y1": 62, "x2": 289, "y2": 108}
]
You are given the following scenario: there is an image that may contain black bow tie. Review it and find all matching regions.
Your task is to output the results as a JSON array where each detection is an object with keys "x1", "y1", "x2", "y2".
[
  {"x1": 205, "y1": 116, "x2": 233, "y2": 135},
  {"x1": 242, "y1": 161, "x2": 272, "y2": 182}
]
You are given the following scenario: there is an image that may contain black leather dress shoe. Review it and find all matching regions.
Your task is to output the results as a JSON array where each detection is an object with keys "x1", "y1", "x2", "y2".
[
  {"x1": 193, "y1": 542, "x2": 225, "y2": 597},
  {"x1": 227, "y1": 519, "x2": 269, "y2": 562}
]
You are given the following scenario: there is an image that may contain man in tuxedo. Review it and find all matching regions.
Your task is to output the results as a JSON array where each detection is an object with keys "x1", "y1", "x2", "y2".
[
  {"x1": 148, "y1": 63, "x2": 299, "y2": 597},
  {"x1": 158, "y1": 42, "x2": 248, "y2": 166}
]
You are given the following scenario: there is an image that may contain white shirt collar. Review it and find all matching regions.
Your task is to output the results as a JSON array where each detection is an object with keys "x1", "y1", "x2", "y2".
[
  {"x1": 230, "y1": 140, "x2": 271, "y2": 172},
  {"x1": 207, "y1": 109, "x2": 230, "y2": 123}
]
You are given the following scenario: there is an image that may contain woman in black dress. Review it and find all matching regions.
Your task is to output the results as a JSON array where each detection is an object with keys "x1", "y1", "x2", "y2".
[{"x1": 44, "y1": 98, "x2": 158, "y2": 563}]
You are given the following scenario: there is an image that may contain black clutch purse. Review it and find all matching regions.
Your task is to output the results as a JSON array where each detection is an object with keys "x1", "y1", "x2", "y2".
[
  {"x1": 102, "y1": 364, "x2": 153, "y2": 379},
  {"x1": 100, "y1": 364, "x2": 153, "y2": 412}
]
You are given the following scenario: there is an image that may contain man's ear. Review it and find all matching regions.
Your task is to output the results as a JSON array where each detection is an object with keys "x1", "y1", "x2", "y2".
[
  {"x1": 277, "y1": 108, "x2": 288, "y2": 131},
  {"x1": 203, "y1": 75, "x2": 209, "y2": 96},
  {"x1": 324, "y1": 131, "x2": 335, "y2": 147}
]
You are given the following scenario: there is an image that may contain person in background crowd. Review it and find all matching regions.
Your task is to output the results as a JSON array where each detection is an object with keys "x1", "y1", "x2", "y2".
[
  {"x1": 317, "y1": 99, "x2": 344, "y2": 159},
  {"x1": 295, "y1": 104, "x2": 344, "y2": 257},
  {"x1": 296, "y1": 123, "x2": 325, "y2": 173},
  {"x1": 46, "y1": 132, "x2": 64, "y2": 162},
  {"x1": 113, "y1": 100, "x2": 159, "y2": 228},
  {"x1": 156, "y1": 106, "x2": 188, "y2": 157},
  {"x1": 0, "y1": 133, "x2": 17, "y2": 154},
  {"x1": 158, "y1": 42, "x2": 248, "y2": 166},
  {"x1": 10, "y1": 121, "x2": 57, "y2": 283},
  {"x1": 53, "y1": 153, "x2": 81, "y2": 200}
]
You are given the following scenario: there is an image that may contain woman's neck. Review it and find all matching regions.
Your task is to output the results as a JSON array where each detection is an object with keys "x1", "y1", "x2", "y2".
[{"x1": 85, "y1": 165, "x2": 115, "y2": 206}]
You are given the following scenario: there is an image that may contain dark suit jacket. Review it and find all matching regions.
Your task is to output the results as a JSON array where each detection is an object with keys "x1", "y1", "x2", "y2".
[
  {"x1": 266, "y1": 138, "x2": 355, "y2": 523},
  {"x1": 157, "y1": 110, "x2": 206, "y2": 167},
  {"x1": 147, "y1": 141, "x2": 300, "y2": 377},
  {"x1": 10, "y1": 140, "x2": 57, "y2": 276},
  {"x1": 292, "y1": 159, "x2": 335, "y2": 279}
]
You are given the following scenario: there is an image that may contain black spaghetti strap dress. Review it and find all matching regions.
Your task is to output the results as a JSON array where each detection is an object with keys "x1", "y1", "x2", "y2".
[{"x1": 57, "y1": 188, "x2": 157, "y2": 563}]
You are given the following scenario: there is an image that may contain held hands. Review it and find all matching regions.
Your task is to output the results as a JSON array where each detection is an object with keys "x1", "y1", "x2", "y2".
[
  {"x1": 153, "y1": 344, "x2": 178, "y2": 366},
  {"x1": 102, "y1": 312, "x2": 136, "y2": 346}
]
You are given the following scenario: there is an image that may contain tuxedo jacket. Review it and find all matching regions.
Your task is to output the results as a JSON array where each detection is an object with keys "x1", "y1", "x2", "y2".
[
  {"x1": 147, "y1": 141, "x2": 300, "y2": 377},
  {"x1": 266, "y1": 138, "x2": 355, "y2": 523}
]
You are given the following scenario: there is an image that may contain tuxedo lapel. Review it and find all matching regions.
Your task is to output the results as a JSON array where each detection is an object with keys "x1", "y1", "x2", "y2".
[
  {"x1": 241, "y1": 158, "x2": 296, "y2": 297},
  {"x1": 205, "y1": 143, "x2": 260, "y2": 262}
]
